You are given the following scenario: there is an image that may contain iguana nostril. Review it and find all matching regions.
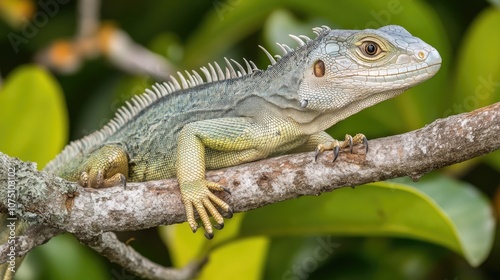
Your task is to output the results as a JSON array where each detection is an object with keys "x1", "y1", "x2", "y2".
[{"x1": 418, "y1": 51, "x2": 426, "y2": 60}]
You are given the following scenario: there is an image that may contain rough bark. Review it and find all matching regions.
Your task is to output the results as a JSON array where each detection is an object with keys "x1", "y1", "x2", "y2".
[{"x1": 0, "y1": 102, "x2": 499, "y2": 279}]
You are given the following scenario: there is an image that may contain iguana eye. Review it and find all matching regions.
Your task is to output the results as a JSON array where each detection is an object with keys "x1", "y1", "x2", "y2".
[
  {"x1": 360, "y1": 41, "x2": 381, "y2": 57},
  {"x1": 314, "y1": 60, "x2": 325, "y2": 77}
]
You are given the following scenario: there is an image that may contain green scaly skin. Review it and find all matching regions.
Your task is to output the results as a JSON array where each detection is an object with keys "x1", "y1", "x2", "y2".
[{"x1": 44, "y1": 25, "x2": 442, "y2": 239}]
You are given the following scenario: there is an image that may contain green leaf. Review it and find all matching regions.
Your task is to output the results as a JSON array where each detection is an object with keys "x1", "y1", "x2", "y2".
[
  {"x1": 159, "y1": 222, "x2": 209, "y2": 267},
  {"x1": 239, "y1": 178, "x2": 494, "y2": 267},
  {"x1": 198, "y1": 237, "x2": 269, "y2": 280},
  {"x1": 447, "y1": 7, "x2": 500, "y2": 172},
  {"x1": 160, "y1": 214, "x2": 270, "y2": 280},
  {"x1": 18, "y1": 234, "x2": 109, "y2": 280},
  {"x1": 0, "y1": 65, "x2": 68, "y2": 168},
  {"x1": 452, "y1": 7, "x2": 500, "y2": 115},
  {"x1": 394, "y1": 176, "x2": 496, "y2": 266},
  {"x1": 159, "y1": 213, "x2": 246, "y2": 267}
]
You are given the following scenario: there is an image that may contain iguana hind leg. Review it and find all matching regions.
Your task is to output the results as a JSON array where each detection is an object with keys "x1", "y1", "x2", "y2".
[
  {"x1": 177, "y1": 116, "x2": 300, "y2": 239},
  {"x1": 77, "y1": 144, "x2": 129, "y2": 188}
]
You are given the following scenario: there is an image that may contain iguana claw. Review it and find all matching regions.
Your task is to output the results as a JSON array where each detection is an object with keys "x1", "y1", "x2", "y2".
[
  {"x1": 224, "y1": 207, "x2": 234, "y2": 219},
  {"x1": 350, "y1": 133, "x2": 368, "y2": 153},
  {"x1": 363, "y1": 135, "x2": 369, "y2": 152},
  {"x1": 314, "y1": 147, "x2": 321, "y2": 162},
  {"x1": 214, "y1": 222, "x2": 224, "y2": 230},
  {"x1": 332, "y1": 146, "x2": 340, "y2": 162},
  {"x1": 347, "y1": 135, "x2": 354, "y2": 153},
  {"x1": 220, "y1": 186, "x2": 232, "y2": 195}
]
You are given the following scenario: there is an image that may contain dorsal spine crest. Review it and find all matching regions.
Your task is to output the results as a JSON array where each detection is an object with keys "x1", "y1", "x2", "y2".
[{"x1": 44, "y1": 26, "x2": 323, "y2": 172}]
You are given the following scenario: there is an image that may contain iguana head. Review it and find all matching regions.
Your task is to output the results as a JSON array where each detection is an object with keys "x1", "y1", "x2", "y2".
[{"x1": 297, "y1": 25, "x2": 442, "y2": 112}]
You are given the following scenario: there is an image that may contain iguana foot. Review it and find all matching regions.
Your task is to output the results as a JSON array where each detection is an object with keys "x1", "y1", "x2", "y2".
[
  {"x1": 180, "y1": 180, "x2": 232, "y2": 239},
  {"x1": 315, "y1": 133, "x2": 368, "y2": 162},
  {"x1": 79, "y1": 171, "x2": 127, "y2": 188},
  {"x1": 77, "y1": 145, "x2": 129, "y2": 188}
]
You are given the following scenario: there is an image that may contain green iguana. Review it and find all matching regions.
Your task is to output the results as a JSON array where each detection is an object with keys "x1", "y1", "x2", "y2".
[{"x1": 44, "y1": 25, "x2": 442, "y2": 239}]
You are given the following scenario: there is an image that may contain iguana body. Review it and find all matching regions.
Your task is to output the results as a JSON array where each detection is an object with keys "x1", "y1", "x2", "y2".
[{"x1": 45, "y1": 25, "x2": 441, "y2": 238}]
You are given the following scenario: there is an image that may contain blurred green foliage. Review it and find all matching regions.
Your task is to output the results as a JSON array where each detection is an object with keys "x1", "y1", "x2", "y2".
[
  {"x1": 0, "y1": 65, "x2": 67, "y2": 167},
  {"x1": 0, "y1": 0, "x2": 499, "y2": 279}
]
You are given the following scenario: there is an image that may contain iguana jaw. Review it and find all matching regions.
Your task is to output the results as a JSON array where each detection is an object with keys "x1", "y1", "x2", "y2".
[{"x1": 298, "y1": 57, "x2": 441, "y2": 134}]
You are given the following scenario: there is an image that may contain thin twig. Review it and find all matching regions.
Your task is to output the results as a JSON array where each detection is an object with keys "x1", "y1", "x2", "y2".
[
  {"x1": 36, "y1": 0, "x2": 175, "y2": 80},
  {"x1": 77, "y1": 0, "x2": 100, "y2": 38},
  {"x1": 0, "y1": 225, "x2": 62, "y2": 263},
  {"x1": 77, "y1": 232, "x2": 206, "y2": 280}
]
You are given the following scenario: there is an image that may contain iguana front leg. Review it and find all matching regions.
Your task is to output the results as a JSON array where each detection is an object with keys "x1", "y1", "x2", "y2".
[
  {"x1": 319, "y1": 133, "x2": 368, "y2": 161},
  {"x1": 176, "y1": 123, "x2": 233, "y2": 240},
  {"x1": 176, "y1": 117, "x2": 285, "y2": 239},
  {"x1": 290, "y1": 131, "x2": 368, "y2": 161}
]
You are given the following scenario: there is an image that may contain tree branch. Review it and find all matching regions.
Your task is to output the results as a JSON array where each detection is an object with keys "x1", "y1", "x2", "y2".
[
  {"x1": 77, "y1": 0, "x2": 100, "y2": 38},
  {"x1": 35, "y1": 0, "x2": 174, "y2": 80},
  {"x1": 0, "y1": 102, "x2": 499, "y2": 278},
  {"x1": 0, "y1": 225, "x2": 62, "y2": 262},
  {"x1": 77, "y1": 232, "x2": 206, "y2": 280}
]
